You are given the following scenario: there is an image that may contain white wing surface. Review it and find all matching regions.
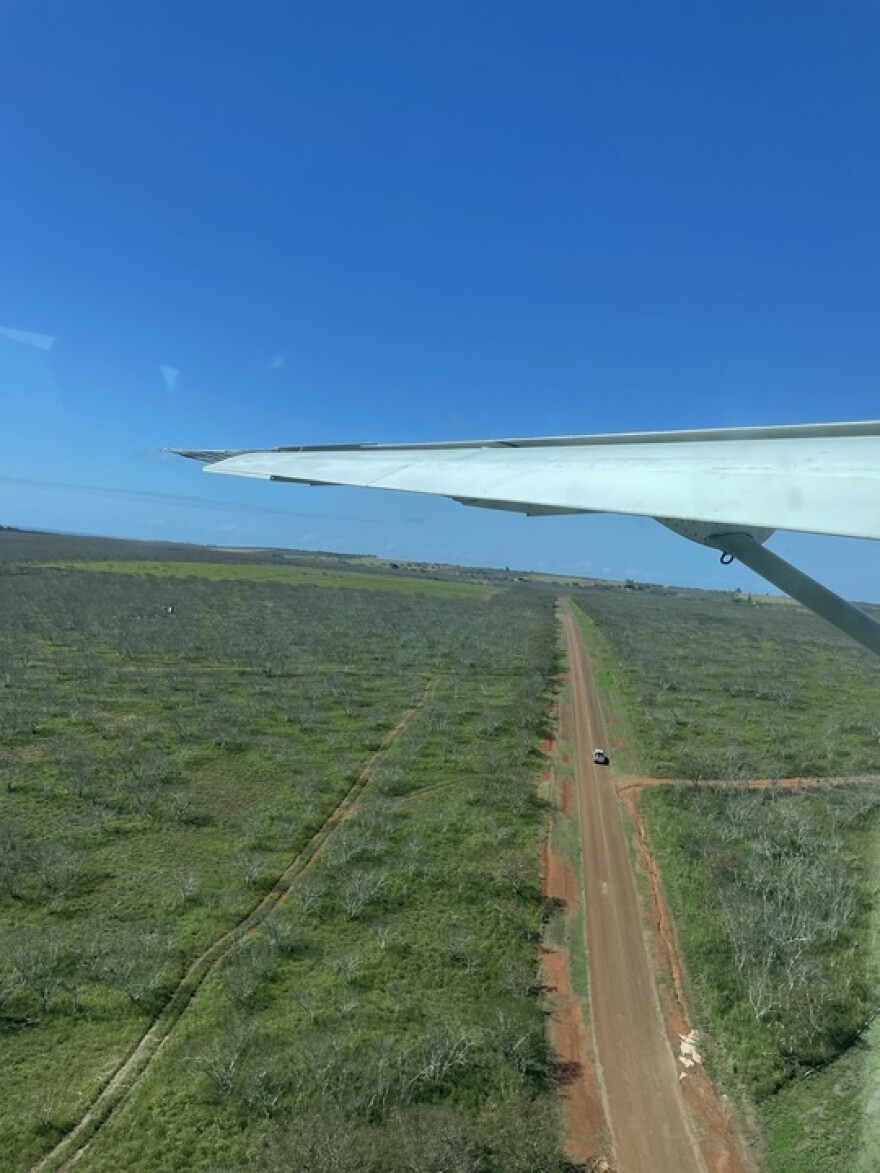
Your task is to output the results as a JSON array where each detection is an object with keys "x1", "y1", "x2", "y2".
[{"x1": 174, "y1": 420, "x2": 880, "y2": 656}]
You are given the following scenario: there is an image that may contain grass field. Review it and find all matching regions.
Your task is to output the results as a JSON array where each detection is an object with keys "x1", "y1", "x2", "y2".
[
  {"x1": 38, "y1": 559, "x2": 494, "y2": 598},
  {"x1": 756, "y1": 817, "x2": 880, "y2": 1173},
  {"x1": 640, "y1": 785, "x2": 879, "y2": 1094},
  {"x1": 0, "y1": 560, "x2": 568, "y2": 1171},
  {"x1": 6, "y1": 538, "x2": 879, "y2": 1171}
]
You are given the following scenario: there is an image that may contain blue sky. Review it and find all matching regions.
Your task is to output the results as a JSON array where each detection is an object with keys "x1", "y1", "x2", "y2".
[{"x1": 2, "y1": 1, "x2": 879, "y2": 597}]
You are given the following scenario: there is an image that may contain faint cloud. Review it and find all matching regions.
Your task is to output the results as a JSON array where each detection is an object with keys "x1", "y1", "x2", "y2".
[
  {"x1": 159, "y1": 364, "x2": 180, "y2": 391},
  {"x1": 265, "y1": 354, "x2": 287, "y2": 372},
  {"x1": 0, "y1": 476, "x2": 290, "y2": 516},
  {"x1": 0, "y1": 324, "x2": 56, "y2": 350},
  {"x1": 0, "y1": 475, "x2": 390, "y2": 526}
]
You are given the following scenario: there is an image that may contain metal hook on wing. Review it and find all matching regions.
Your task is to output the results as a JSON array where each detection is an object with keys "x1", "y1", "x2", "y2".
[{"x1": 659, "y1": 519, "x2": 880, "y2": 658}]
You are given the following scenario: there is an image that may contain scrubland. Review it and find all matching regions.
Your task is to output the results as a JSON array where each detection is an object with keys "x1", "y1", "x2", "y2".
[
  {"x1": 0, "y1": 557, "x2": 565, "y2": 1172},
  {"x1": 4, "y1": 531, "x2": 878, "y2": 1173}
]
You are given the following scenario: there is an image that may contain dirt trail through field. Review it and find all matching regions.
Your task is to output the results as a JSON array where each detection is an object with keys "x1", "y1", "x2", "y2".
[
  {"x1": 560, "y1": 601, "x2": 706, "y2": 1173},
  {"x1": 540, "y1": 833, "x2": 611, "y2": 1168},
  {"x1": 33, "y1": 680, "x2": 435, "y2": 1173}
]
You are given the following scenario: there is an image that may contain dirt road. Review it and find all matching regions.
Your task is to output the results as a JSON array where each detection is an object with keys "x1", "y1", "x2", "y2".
[{"x1": 560, "y1": 602, "x2": 706, "y2": 1173}]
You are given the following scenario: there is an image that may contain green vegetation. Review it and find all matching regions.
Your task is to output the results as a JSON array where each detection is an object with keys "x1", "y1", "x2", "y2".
[
  {"x1": 641, "y1": 784, "x2": 879, "y2": 1098},
  {"x1": 40, "y1": 559, "x2": 493, "y2": 598},
  {"x1": 756, "y1": 818, "x2": 880, "y2": 1173},
  {"x1": 552, "y1": 809, "x2": 589, "y2": 1012},
  {"x1": 0, "y1": 563, "x2": 568, "y2": 1171},
  {"x1": 757, "y1": 1016, "x2": 879, "y2": 1172},
  {"x1": 576, "y1": 586, "x2": 880, "y2": 778}
]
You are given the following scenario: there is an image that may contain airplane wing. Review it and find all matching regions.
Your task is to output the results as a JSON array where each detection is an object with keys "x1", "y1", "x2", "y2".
[{"x1": 174, "y1": 420, "x2": 880, "y2": 657}]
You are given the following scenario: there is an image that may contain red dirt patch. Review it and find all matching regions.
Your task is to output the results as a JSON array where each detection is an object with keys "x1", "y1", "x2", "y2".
[
  {"x1": 540, "y1": 840, "x2": 610, "y2": 1168},
  {"x1": 541, "y1": 946, "x2": 609, "y2": 1169},
  {"x1": 561, "y1": 706, "x2": 572, "y2": 747},
  {"x1": 558, "y1": 774, "x2": 575, "y2": 820},
  {"x1": 540, "y1": 837, "x2": 577, "y2": 913}
]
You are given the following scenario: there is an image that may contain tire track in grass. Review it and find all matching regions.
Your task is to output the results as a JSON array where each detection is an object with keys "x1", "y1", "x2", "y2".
[{"x1": 33, "y1": 680, "x2": 436, "y2": 1173}]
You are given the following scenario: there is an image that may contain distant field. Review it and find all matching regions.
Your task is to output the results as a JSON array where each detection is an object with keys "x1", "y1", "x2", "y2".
[
  {"x1": 576, "y1": 587, "x2": 880, "y2": 778},
  {"x1": 38, "y1": 559, "x2": 494, "y2": 598},
  {"x1": 0, "y1": 564, "x2": 565, "y2": 1171}
]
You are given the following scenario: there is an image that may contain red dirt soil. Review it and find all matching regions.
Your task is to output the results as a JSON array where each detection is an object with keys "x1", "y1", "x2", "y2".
[
  {"x1": 542, "y1": 946, "x2": 610, "y2": 1171},
  {"x1": 540, "y1": 804, "x2": 611, "y2": 1167},
  {"x1": 558, "y1": 773, "x2": 576, "y2": 819},
  {"x1": 558, "y1": 601, "x2": 757, "y2": 1173}
]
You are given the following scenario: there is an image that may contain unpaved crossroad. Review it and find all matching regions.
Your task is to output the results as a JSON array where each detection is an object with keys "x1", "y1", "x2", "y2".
[{"x1": 560, "y1": 602, "x2": 706, "y2": 1173}]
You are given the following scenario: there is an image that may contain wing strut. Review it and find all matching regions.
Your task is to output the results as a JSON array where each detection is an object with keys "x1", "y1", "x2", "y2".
[
  {"x1": 173, "y1": 419, "x2": 880, "y2": 657},
  {"x1": 708, "y1": 532, "x2": 880, "y2": 658}
]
